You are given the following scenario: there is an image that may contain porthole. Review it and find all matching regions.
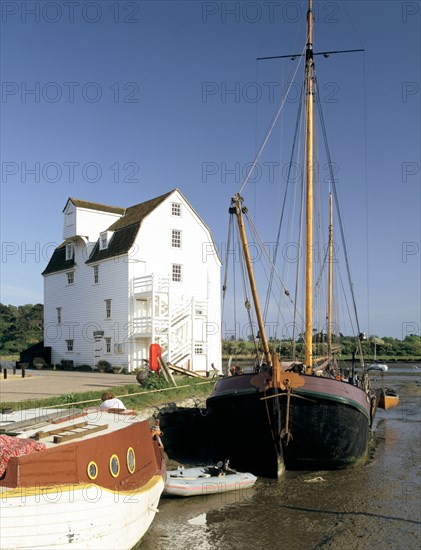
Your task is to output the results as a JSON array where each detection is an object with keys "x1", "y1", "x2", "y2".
[
  {"x1": 109, "y1": 454, "x2": 120, "y2": 478},
  {"x1": 127, "y1": 447, "x2": 136, "y2": 474},
  {"x1": 87, "y1": 461, "x2": 98, "y2": 480}
]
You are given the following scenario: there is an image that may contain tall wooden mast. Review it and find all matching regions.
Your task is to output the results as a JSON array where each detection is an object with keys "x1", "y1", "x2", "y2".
[
  {"x1": 304, "y1": 0, "x2": 314, "y2": 372},
  {"x1": 327, "y1": 192, "x2": 333, "y2": 357},
  {"x1": 230, "y1": 194, "x2": 272, "y2": 367}
]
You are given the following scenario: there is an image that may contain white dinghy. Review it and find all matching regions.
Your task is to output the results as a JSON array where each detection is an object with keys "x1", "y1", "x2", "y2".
[{"x1": 164, "y1": 461, "x2": 257, "y2": 497}]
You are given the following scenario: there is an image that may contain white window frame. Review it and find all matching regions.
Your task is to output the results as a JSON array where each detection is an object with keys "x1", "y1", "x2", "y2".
[
  {"x1": 114, "y1": 343, "x2": 124, "y2": 354},
  {"x1": 105, "y1": 337, "x2": 112, "y2": 353},
  {"x1": 172, "y1": 264, "x2": 182, "y2": 283},
  {"x1": 66, "y1": 339, "x2": 74, "y2": 352},
  {"x1": 65, "y1": 243, "x2": 74, "y2": 260},
  {"x1": 93, "y1": 265, "x2": 99, "y2": 284},
  {"x1": 171, "y1": 229, "x2": 181, "y2": 248},
  {"x1": 67, "y1": 271, "x2": 74, "y2": 285},
  {"x1": 100, "y1": 232, "x2": 108, "y2": 250},
  {"x1": 56, "y1": 307, "x2": 62, "y2": 324},
  {"x1": 171, "y1": 202, "x2": 181, "y2": 216},
  {"x1": 105, "y1": 299, "x2": 112, "y2": 319},
  {"x1": 194, "y1": 344, "x2": 204, "y2": 355}
]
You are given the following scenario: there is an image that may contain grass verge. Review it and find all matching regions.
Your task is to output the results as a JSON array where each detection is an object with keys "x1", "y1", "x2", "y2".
[{"x1": 0, "y1": 376, "x2": 216, "y2": 412}]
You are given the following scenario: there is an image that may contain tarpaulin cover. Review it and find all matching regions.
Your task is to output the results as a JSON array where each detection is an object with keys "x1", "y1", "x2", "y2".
[{"x1": 0, "y1": 434, "x2": 46, "y2": 476}]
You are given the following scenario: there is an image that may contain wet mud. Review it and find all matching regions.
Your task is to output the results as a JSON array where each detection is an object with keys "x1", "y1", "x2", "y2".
[{"x1": 141, "y1": 364, "x2": 420, "y2": 550}]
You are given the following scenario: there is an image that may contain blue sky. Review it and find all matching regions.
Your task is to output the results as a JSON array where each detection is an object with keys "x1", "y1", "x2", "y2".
[{"x1": 1, "y1": 0, "x2": 420, "y2": 339}]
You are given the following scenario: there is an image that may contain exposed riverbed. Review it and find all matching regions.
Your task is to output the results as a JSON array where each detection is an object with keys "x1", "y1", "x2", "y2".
[{"x1": 140, "y1": 363, "x2": 420, "y2": 550}]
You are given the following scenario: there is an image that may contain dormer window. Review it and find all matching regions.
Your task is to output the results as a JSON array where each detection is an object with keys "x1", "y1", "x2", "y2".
[
  {"x1": 100, "y1": 232, "x2": 108, "y2": 250},
  {"x1": 99, "y1": 231, "x2": 113, "y2": 250},
  {"x1": 65, "y1": 244, "x2": 74, "y2": 260}
]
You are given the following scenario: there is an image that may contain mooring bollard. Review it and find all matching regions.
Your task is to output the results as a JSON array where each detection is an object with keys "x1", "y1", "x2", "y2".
[
  {"x1": 22, "y1": 366, "x2": 25, "y2": 378},
  {"x1": 3, "y1": 368, "x2": 7, "y2": 380},
  {"x1": 13, "y1": 366, "x2": 16, "y2": 375}
]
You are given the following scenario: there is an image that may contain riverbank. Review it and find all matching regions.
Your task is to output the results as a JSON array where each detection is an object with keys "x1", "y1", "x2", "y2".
[{"x1": 0, "y1": 369, "x2": 215, "y2": 409}]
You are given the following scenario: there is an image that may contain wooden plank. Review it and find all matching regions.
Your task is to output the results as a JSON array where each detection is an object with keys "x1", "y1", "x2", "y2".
[
  {"x1": 53, "y1": 423, "x2": 108, "y2": 444},
  {"x1": 167, "y1": 363, "x2": 206, "y2": 379},
  {"x1": 0, "y1": 409, "x2": 81, "y2": 434},
  {"x1": 159, "y1": 357, "x2": 177, "y2": 386},
  {"x1": 52, "y1": 411, "x2": 87, "y2": 424},
  {"x1": 33, "y1": 421, "x2": 88, "y2": 440},
  {"x1": 159, "y1": 359, "x2": 169, "y2": 383}
]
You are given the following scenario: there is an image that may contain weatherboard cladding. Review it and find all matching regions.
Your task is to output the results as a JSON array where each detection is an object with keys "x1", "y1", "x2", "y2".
[{"x1": 44, "y1": 191, "x2": 175, "y2": 274}]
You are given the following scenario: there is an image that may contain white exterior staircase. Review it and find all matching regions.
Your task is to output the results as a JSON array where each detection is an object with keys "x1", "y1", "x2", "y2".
[{"x1": 130, "y1": 275, "x2": 208, "y2": 371}]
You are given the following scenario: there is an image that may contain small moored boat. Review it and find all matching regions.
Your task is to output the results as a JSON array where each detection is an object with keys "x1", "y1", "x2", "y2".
[
  {"x1": 367, "y1": 363, "x2": 388, "y2": 372},
  {"x1": 377, "y1": 388, "x2": 399, "y2": 411},
  {"x1": 164, "y1": 462, "x2": 257, "y2": 497}
]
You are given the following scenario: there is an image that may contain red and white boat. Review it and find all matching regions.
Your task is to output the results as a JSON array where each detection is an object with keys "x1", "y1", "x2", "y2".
[{"x1": 0, "y1": 407, "x2": 165, "y2": 549}]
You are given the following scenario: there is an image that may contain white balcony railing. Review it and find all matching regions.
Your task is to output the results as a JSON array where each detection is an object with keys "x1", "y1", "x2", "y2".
[{"x1": 132, "y1": 275, "x2": 169, "y2": 296}]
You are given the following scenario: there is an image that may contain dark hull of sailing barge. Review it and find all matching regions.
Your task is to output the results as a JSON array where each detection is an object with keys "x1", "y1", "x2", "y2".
[{"x1": 206, "y1": 374, "x2": 372, "y2": 478}]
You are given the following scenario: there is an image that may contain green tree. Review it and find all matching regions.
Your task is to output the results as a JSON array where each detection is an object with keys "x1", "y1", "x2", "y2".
[{"x1": 0, "y1": 303, "x2": 44, "y2": 354}]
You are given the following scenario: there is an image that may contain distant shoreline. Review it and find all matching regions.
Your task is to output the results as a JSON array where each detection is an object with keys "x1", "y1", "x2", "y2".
[{"x1": 221, "y1": 355, "x2": 421, "y2": 363}]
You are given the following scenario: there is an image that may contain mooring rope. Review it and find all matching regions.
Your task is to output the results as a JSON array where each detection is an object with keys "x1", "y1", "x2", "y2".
[{"x1": 43, "y1": 381, "x2": 215, "y2": 409}]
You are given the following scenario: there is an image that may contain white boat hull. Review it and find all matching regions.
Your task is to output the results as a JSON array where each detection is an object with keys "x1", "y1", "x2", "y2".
[
  {"x1": 1, "y1": 475, "x2": 164, "y2": 549},
  {"x1": 164, "y1": 468, "x2": 257, "y2": 497}
]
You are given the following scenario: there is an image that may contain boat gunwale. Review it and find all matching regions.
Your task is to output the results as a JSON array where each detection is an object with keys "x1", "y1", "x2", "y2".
[
  {"x1": 207, "y1": 378, "x2": 370, "y2": 419},
  {"x1": 0, "y1": 474, "x2": 165, "y2": 499}
]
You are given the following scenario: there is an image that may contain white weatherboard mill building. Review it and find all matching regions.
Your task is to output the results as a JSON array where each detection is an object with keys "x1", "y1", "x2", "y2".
[{"x1": 42, "y1": 189, "x2": 222, "y2": 373}]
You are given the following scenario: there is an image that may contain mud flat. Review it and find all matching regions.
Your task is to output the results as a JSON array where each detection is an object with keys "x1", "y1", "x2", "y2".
[{"x1": 141, "y1": 363, "x2": 421, "y2": 550}]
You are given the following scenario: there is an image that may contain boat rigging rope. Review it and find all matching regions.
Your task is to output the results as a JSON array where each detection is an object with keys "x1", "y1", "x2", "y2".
[
  {"x1": 238, "y1": 41, "x2": 306, "y2": 196},
  {"x1": 337, "y1": 267, "x2": 357, "y2": 337},
  {"x1": 244, "y1": 211, "x2": 300, "y2": 321},
  {"x1": 235, "y1": 218, "x2": 259, "y2": 356},
  {"x1": 222, "y1": 214, "x2": 233, "y2": 301},
  {"x1": 262, "y1": 84, "x2": 305, "y2": 325},
  {"x1": 314, "y1": 76, "x2": 363, "y2": 340},
  {"x1": 281, "y1": 383, "x2": 293, "y2": 445},
  {"x1": 242, "y1": 209, "x2": 314, "y2": 363},
  {"x1": 221, "y1": 214, "x2": 240, "y2": 344}
]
